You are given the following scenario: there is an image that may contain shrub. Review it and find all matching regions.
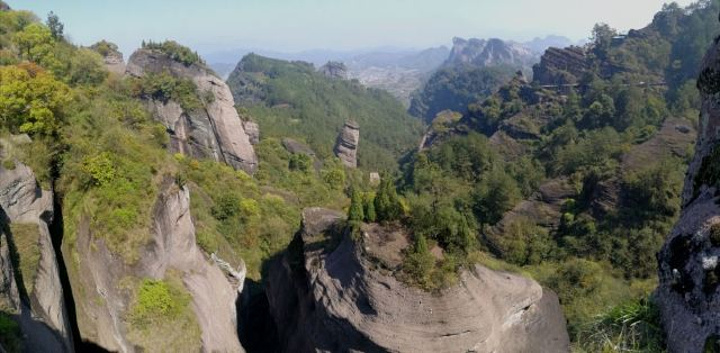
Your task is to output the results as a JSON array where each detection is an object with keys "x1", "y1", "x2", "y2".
[
  {"x1": 0, "y1": 312, "x2": 21, "y2": 353},
  {"x1": 130, "y1": 279, "x2": 189, "y2": 328}
]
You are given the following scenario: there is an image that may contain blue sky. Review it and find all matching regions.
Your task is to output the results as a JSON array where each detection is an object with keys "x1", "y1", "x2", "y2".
[{"x1": 8, "y1": 0, "x2": 696, "y2": 58}]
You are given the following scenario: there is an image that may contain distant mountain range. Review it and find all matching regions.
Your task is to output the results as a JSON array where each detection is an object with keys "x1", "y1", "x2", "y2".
[{"x1": 208, "y1": 35, "x2": 577, "y2": 104}]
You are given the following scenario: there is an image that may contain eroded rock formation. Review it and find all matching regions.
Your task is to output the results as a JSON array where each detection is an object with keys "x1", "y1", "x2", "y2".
[
  {"x1": 334, "y1": 121, "x2": 360, "y2": 168},
  {"x1": 532, "y1": 46, "x2": 590, "y2": 85},
  {"x1": 656, "y1": 32, "x2": 720, "y2": 352},
  {"x1": 66, "y1": 180, "x2": 244, "y2": 352},
  {"x1": 266, "y1": 208, "x2": 570, "y2": 353},
  {"x1": 446, "y1": 37, "x2": 537, "y2": 68},
  {"x1": 126, "y1": 48, "x2": 258, "y2": 174},
  {"x1": 0, "y1": 137, "x2": 74, "y2": 352}
]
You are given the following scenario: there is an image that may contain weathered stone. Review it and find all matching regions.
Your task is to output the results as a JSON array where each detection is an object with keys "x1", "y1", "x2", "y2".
[
  {"x1": 656, "y1": 30, "x2": 720, "y2": 353},
  {"x1": 532, "y1": 46, "x2": 590, "y2": 85},
  {"x1": 243, "y1": 121, "x2": 260, "y2": 145},
  {"x1": 67, "y1": 181, "x2": 245, "y2": 352},
  {"x1": 266, "y1": 208, "x2": 570, "y2": 353},
  {"x1": 446, "y1": 37, "x2": 536, "y2": 68},
  {"x1": 126, "y1": 48, "x2": 258, "y2": 174},
  {"x1": 0, "y1": 158, "x2": 73, "y2": 352},
  {"x1": 281, "y1": 138, "x2": 315, "y2": 157},
  {"x1": 334, "y1": 121, "x2": 360, "y2": 168}
]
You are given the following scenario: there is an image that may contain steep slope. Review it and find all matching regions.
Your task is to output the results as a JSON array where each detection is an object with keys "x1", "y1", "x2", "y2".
[
  {"x1": 266, "y1": 208, "x2": 569, "y2": 353},
  {"x1": 126, "y1": 44, "x2": 258, "y2": 174},
  {"x1": 227, "y1": 54, "x2": 424, "y2": 172},
  {"x1": 0, "y1": 137, "x2": 73, "y2": 352},
  {"x1": 409, "y1": 37, "x2": 538, "y2": 122},
  {"x1": 656, "y1": 26, "x2": 720, "y2": 352}
]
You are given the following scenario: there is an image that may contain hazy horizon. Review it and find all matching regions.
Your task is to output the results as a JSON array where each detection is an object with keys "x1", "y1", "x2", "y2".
[{"x1": 9, "y1": 0, "x2": 696, "y2": 62}]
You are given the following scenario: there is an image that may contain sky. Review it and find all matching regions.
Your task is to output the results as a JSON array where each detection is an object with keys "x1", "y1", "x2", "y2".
[{"x1": 8, "y1": 0, "x2": 697, "y2": 60}]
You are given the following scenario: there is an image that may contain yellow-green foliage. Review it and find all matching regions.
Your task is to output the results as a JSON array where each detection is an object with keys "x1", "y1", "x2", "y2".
[
  {"x1": 180, "y1": 158, "x2": 303, "y2": 279},
  {"x1": 128, "y1": 276, "x2": 201, "y2": 352},
  {"x1": 9, "y1": 223, "x2": 41, "y2": 296},
  {"x1": 0, "y1": 64, "x2": 72, "y2": 136},
  {"x1": 59, "y1": 83, "x2": 174, "y2": 264}
]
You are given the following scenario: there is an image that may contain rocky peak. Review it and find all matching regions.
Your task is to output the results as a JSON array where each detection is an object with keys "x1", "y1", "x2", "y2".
[
  {"x1": 446, "y1": 37, "x2": 536, "y2": 68},
  {"x1": 0, "y1": 1, "x2": 10, "y2": 11},
  {"x1": 90, "y1": 40, "x2": 125, "y2": 75},
  {"x1": 319, "y1": 61, "x2": 348, "y2": 79},
  {"x1": 334, "y1": 120, "x2": 360, "y2": 168},
  {"x1": 126, "y1": 47, "x2": 258, "y2": 174},
  {"x1": 265, "y1": 208, "x2": 569, "y2": 352},
  {"x1": 656, "y1": 24, "x2": 720, "y2": 352},
  {"x1": 532, "y1": 46, "x2": 590, "y2": 85}
]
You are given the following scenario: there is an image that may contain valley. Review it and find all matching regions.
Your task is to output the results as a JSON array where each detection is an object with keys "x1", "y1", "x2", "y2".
[{"x1": 0, "y1": 1, "x2": 719, "y2": 353}]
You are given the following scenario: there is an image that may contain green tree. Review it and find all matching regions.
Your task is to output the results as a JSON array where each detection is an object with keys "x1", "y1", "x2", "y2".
[
  {"x1": 348, "y1": 189, "x2": 364, "y2": 226},
  {"x1": 0, "y1": 65, "x2": 71, "y2": 135},
  {"x1": 591, "y1": 23, "x2": 618, "y2": 60},
  {"x1": 375, "y1": 178, "x2": 401, "y2": 222},
  {"x1": 46, "y1": 11, "x2": 63, "y2": 40},
  {"x1": 365, "y1": 193, "x2": 377, "y2": 222}
]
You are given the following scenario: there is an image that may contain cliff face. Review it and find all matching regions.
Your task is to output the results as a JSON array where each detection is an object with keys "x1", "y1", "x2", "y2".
[
  {"x1": 66, "y1": 180, "x2": 244, "y2": 352},
  {"x1": 319, "y1": 61, "x2": 348, "y2": 80},
  {"x1": 126, "y1": 49, "x2": 258, "y2": 174},
  {"x1": 656, "y1": 35, "x2": 720, "y2": 352},
  {"x1": 0, "y1": 137, "x2": 73, "y2": 352},
  {"x1": 334, "y1": 121, "x2": 360, "y2": 168},
  {"x1": 531, "y1": 46, "x2": 590, "y2": 85},
  {"x1": 266, "y1": 208, "x2": 570, "y2": 353}
]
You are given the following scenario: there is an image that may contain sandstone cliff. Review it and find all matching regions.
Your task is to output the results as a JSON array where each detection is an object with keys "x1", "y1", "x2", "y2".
[
  {"x1": 0, "y1": 137, "x2": 74, "y2": 352},
  {"x1": 66, "y1": 180, "x2": 244, "y2": 352},
  {"x1": 656, "y1": 32, "x2": 720, "y2": 352},
  {"x1": 531, "y1": 46, "x2": 590, "y2": 85},
  {"x1": 266, "y1": 208, "x2": 570, "y2": 353},
  {"x1": 126, "y1": 48, "x2": 258, "y2": 174},
  {"x1": 334, "y1": 121, "x2": 360, "y2": 168}
]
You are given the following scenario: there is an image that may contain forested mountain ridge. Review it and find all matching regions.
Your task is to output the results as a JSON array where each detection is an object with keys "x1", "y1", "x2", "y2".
[
  {"x1": 396, "y1": 0, "x2": 719, "y2": 350},
  {"x1": 227, "y1": 53, "x2": 424, "y2": 172}
]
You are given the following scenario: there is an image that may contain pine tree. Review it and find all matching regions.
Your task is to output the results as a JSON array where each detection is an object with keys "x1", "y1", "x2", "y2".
[
  {"x1": 348, "y1": 189, "x2": 364, "y2": 226},
  {"x1": 365, "y1": 193, "x2": 377, "y2": 222}
]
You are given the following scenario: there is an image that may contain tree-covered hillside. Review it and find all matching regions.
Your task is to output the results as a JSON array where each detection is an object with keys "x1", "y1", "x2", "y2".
[
  {"x1": 373, "y1": 1, "x2": 720, "y2": 351},
  {"x1": 227, "y1": 54, "x2": 424, "y2": 172}
]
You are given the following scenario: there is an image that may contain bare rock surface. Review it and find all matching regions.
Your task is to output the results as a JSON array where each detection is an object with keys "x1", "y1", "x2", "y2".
[
  {"x1": 266, "y1": 208, "x2": 569, "y2": 353},
  {"x1": 334, "y1": 121, "x2": 360, "y2": 168},
  {"x1": 126, "y1": 48, "x2": 258, "y2": 173},
  {"x1": 0, "y1": 153, "x2": 73, "y2": 352},
  {"x1": 656, "y1": 33, "x2": 720, "y2": 352},
  {"x1": 67, "y1": 181, "x2": 244, "y2": 352}
]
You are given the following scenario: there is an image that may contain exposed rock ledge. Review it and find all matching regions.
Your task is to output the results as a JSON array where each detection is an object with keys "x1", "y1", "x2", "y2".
[
  {"x1": 126, "y1": 48, "x2": 258, "y2": 174},
  {"x1": 334, "y1": 121, "x2": 360, "y2": 168},
  {"x1": 266, "y1": 208, "x2": 569, "y2": 353}
]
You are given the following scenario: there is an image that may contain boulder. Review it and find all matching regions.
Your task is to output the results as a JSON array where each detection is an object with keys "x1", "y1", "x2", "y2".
[
  {"x1": 319, "y1": 61, "x2": 348, "y2": 80},
  {"x1": 126, "y1": 48, "x2": 258, "y2": 174},
  {"x1": 243, "y1": 121, "x2": 260, "y2": 145},
  {"x1": 334, "y1": 121, "x2": 360, "y2": 168},
  {"x1": 266, "y1": 208, "x2": 570, "y2": 353},
  {"x1": 656, "y1": 30, "x2": 720, "y2": 352}
]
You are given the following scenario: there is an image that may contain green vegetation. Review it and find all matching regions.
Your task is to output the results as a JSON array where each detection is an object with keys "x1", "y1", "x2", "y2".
[
  {"x1": 228, "y1": 54, "x2": 424, "y2": 172},
  {"x1": 128, "y1": 276, "x2": 201, "y2": 352},
  {"x1": 141, "y1": 40, "x2": 204, "y2": 66},
  {"x1": 9, "y1": 223, "x2": 41, "y2": 296},
  {"x1": 130, "y1": 70, "x2": 204, "y2": 111},
  {"x1": 0, "y1": 312, "x2": 21, "y2": 353},
  {"x1": 409, "y1": 65, "x2": 517, "y2": 122}
]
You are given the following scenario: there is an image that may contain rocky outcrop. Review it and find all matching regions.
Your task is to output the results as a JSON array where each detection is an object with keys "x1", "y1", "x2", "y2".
[
  {"x1": 532, "y1": 46, "x2": 590, "y2": 85},
  {"x1": 0, "y1": 140, "x2": 74, "y2": 352},
  {"x1": 67, "y1": 181, "x2": 244, "y2": 352},
  {"x1": 656, "y1": 33, "x2": 720, "y2": 352},
  {"x1": 446, "y1": 37, "x2": 537, "y2": 68},
  {"x1": 319, "y1": 61, "x2": 348, "y2": 80},
  {"x1": 243, "y1": 120, "x2": 260, "y2": 145},
  {"x1": 334, "y1": 121, "x2": 360, "y2": 168},
  {"x1": 266, "y1": 208, "x2": 570, "y2": 353},
  {"x1": 103, "y1": 51, "x2": 125, "y2": 75},
  {"x1": 126, "y1": 48, "x2": 258, "y2": 174},
  {"x1": 0, "y1": 1, "x2": 10, "y2": 11}
]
